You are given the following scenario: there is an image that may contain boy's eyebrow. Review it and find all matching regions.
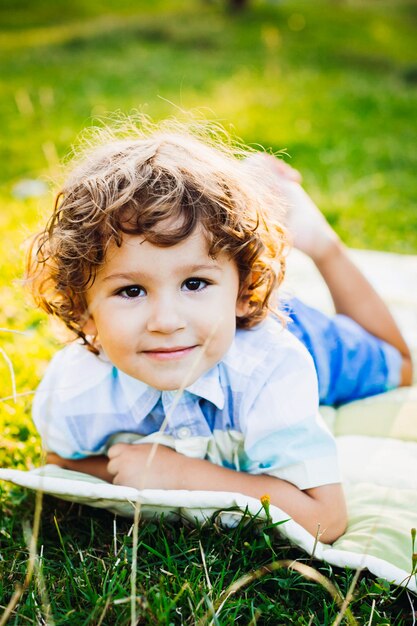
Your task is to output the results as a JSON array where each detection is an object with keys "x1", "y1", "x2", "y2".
[{"x1": 101, "y1": 263, "x2": 223, "y2": 282}]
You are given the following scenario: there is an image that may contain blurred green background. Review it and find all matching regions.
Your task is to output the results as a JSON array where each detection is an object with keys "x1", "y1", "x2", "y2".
[{"x1": 1, "y1": 0, "x2": 417, "y2": 462}]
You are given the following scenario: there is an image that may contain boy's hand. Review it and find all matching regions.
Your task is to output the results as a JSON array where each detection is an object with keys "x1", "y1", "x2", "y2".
[{"x1": 107, "y1": 442, "x2": 184, "y2": 490}]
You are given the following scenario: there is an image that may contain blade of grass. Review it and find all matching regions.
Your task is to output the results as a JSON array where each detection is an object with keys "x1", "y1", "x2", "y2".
[{"x1": 198, "y1": 559, "x2": 357, "y2": 626}]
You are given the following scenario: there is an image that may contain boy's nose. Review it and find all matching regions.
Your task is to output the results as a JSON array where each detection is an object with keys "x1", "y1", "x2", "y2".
[{"x1": 146, "y1": 297, "x2": 186, "y2": 334}]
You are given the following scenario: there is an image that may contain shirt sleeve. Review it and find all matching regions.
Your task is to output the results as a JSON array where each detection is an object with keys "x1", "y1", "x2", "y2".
[
  {"x1": 32, "y1": 345, "x2": 112, "y2": 459},
  {"x1": 239, "y1": 335, "x2": 340, "y2": 490}
]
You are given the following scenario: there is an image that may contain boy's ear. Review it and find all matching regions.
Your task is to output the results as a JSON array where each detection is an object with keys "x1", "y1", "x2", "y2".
[
  {"x1": 236, "y1": 271, "x2": 260, "y2": 318},
  {"x1": 81, "y1": 315, "x2": 97, "y2": 336},
  {"x1": 235, "y1": 288, "x2": 251, "y2": 318},
  {"x1": 236, "y1": 298, "x2": 249, "y2": 318}
]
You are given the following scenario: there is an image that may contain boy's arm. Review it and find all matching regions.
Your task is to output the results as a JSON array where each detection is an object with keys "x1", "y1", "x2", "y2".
[
  {"x1": 46, "y1": 452, "x2": 113, "y2": 482},
  {"x1": 107, "y1": 443, "x2": 347, "y2": 544}
]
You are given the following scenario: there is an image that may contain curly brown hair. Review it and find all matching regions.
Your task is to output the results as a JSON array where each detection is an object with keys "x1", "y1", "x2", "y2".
[{"x1": 26, "y1": 117, "x2": 289, "y2": 353}]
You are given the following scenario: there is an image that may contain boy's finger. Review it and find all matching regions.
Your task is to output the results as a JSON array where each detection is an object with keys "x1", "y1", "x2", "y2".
[
  {"x1": 107, "y1": 443, "x2": 127, "y2": 458},
  {"x1": 106, "y1": 458, "x2": 116, "y2": 475}
]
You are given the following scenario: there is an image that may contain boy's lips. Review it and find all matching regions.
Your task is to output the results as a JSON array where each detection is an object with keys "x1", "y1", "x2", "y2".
[{"x1": 142, "y1": 346, "x2": 197, "y2": 361}]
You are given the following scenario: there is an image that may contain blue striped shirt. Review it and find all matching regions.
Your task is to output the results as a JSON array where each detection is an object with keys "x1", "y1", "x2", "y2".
[{"x1": 33, "y1": 315, "x2": 340, "y2": 490}]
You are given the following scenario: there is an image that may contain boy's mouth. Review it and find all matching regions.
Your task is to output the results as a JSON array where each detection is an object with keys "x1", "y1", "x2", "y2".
[{"x1": 142, "y1": 346, "x2": 197, "y2": 361}]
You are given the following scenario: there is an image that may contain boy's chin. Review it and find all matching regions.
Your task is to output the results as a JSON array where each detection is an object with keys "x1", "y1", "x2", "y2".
[
  {"x1": 150, "y1": 374, "x2": 199, "y2": 392},
  {"x1": 145, "y1": 366, "x2": 207, "y2": 391}
]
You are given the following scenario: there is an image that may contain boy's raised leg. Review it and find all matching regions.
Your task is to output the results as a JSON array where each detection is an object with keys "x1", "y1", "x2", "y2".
[{"x1": 245, "y1": 154, "x2": 412, "y2": 385}]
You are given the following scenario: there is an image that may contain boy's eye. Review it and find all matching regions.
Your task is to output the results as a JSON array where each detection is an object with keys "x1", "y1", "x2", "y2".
[
  {"x1": 182, "y1": 278, "x2": 208, "y2": 292},
  {"x1": 118, "y1": 285, "x2": 145, "y2": 298}
]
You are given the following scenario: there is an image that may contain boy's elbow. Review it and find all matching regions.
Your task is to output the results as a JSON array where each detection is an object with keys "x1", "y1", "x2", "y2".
[
  {"x1": 319, "y1": 509, "x2": 348, "y2": 544},
  {"x1": 318, "y1": 497, "x2": 348, "y2": 544},
  {"x1": 306, "y1": 484, "x2": 348, "y2": 544}
]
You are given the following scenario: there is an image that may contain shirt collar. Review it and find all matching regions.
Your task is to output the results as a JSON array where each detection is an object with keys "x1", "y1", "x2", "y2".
[
  {"x1": 116, "y1": 362, "x2": 225, "y2": 423},
  {"x1": 186, "y1": 364, "x2": 225, "y2": 410},
  {"x1": 117, "y1": 369, "x2": 160, "y2": 421}
]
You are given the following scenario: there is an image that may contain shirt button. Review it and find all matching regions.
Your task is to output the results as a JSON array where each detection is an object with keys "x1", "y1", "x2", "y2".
[{"x1": 177, "y1": 427, "x2": 191, "y2": 439}]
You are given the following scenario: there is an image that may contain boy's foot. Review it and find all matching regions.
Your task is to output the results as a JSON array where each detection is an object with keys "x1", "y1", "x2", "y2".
[{"x1": 243, "y1": 153, "x2": 339, "y2": 262}]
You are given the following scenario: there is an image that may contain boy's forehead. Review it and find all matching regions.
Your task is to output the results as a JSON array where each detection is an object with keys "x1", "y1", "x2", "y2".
[
  {"x1": 114, "y1": 220, "x2": 211, "y2": 251},
  {"x1": 104, "y1": 226, "x2": 215, "y2": 267}
]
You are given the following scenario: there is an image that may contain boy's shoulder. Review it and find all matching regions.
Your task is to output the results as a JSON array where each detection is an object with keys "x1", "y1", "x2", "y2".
[
  {"x1": 37, "y1": 342, "x2": 113, "y2": 402},
  {"x1": 222, "y1": 316, "x2": 313, "y2": 380}
]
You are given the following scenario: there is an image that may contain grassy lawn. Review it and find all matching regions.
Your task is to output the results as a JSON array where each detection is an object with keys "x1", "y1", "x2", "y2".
[{"x1": 1, "y1": 0, "x2": 416, "y2": 623}]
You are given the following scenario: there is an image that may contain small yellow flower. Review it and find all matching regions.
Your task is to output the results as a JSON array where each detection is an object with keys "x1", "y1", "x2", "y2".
[
  {"x1": 260, "y1": 494, "x2": 271, "y2": 507},
  {"x1": 260, "y1": 493, "x2": 271, "y2": 521}
]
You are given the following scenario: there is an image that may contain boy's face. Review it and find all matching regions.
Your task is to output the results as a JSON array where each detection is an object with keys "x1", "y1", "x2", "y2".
[{"x1": 84, "y1": 228, "x2": 247, "y2": 390}]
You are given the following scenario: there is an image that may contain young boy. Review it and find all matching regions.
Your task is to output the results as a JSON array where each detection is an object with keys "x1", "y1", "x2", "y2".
[{"x1": 28, "y1": 121, "x2": 412, "y2": 544}]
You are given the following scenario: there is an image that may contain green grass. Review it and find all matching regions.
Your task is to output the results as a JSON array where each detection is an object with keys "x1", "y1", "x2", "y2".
[
  {"x1": 1, "y1": 0, "x2": 417, "y2": 251},
  {"x1": 1, "y1": 493, "x2": 415, "y2": 624},
  {"x1": 1, "y1": 0, "x2": 417, "y2": 623}
]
